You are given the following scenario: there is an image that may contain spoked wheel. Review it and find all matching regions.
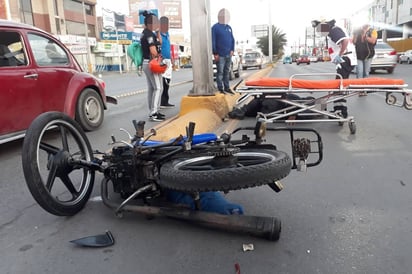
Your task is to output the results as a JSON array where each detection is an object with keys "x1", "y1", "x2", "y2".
[
  {"x1": 22, "y1": 112, "x2": 95, "y2": 216},
  {"x1": 159, "y1": 148, "x2": 291, "y2": 192}
]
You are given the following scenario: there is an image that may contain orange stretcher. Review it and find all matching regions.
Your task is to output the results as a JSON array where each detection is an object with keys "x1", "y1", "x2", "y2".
[{"x1": 235, "y1": 73, "x2": 412, "y2": 134}]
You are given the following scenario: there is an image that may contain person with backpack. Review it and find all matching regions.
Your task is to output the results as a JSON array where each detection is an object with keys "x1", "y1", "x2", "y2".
[{"x1": 353, "y1": 24, "x2": 377, "y2": 96}]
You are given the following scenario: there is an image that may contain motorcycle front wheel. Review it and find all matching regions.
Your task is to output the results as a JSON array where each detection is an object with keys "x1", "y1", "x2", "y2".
[
  {"x1": 159, "y1": 148, "x2": 291, "y2": 192},
  {"x1": 22, "y1": 111, "x2": 95, "y2": 216}
]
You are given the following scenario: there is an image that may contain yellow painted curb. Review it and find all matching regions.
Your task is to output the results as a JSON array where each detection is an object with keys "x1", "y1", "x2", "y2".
[{"x1": 150, "y1": 64, "x2": 274, "y2": 141}]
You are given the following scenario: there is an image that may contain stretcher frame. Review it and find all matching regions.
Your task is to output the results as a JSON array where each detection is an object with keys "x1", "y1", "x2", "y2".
[{"x1": 235, "y1": 73, "x2": 412, "y2": 134}]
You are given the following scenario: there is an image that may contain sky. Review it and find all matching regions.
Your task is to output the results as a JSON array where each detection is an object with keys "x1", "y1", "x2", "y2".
[{"x1": 97, "y1": 0, "x2": 375, "y2": 46}]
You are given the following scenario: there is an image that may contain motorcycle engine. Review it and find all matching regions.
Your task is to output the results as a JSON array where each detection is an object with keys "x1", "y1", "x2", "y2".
[{"x1": 104, "y1": 145, "x2": 157, "y2": 199}]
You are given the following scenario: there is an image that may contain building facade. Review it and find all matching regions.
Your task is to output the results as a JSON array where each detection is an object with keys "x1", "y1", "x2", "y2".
[
  {"x1": 355, "y1": 0, "x2": 412, "y2": 40},
  {"x1": 1, "y1": 0, "x2": 99, "y2": 71}
]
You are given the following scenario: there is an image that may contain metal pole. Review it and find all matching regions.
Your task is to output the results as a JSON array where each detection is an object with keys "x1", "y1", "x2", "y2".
[
  {"x1": 313, "y1": 27, "x2": 316, "y2": 55},
  {"x1": 82, "y1": 0, "x2": 92, "y2": 73},
  {"x1": 268, "y1": 0, "x2": 272, "y2": 63},
  {"x1": 5, "y1": 0, "x2": 11, "y2": 20},
  {"x1": 304, "y1": 28, "x2": 307, "y2": 55},
  {"x1": 116, "y1": 28, "x2": 122, "y2": 74}
]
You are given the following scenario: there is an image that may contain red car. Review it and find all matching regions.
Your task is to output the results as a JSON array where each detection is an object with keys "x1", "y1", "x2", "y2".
[
  {"x1": 0, "y1": 20, "x2": 116, "y2": 144},
  {"x1": 296, "y1": 55, "x2": 311, "y2": 65}
]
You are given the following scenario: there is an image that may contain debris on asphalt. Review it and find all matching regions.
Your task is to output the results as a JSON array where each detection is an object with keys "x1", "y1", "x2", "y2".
[
  {"x1": 235, "y1": 262, "x2": 241, "y2": 274},
  {"x1": 242, "y1": 243, "x2": 254, "y2": 252},
  {"x1": 70, "y1": 230, "x2": 115, "y2": 247}
]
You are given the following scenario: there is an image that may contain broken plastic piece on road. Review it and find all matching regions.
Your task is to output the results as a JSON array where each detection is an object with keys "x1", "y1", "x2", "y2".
[
  {"x1": 242, "y1": 243, "x2": 254, "y2": 251},
  {"x1": 70, "y1": 230, "x2": 115, "y2": 247}
]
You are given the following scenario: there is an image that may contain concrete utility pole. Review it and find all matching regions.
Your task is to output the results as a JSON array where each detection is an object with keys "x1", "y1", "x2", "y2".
[
  {"x1": 188, "y1": 0, "x2": 215, "y2": 95},
  {"x1": 268, "y1": 0, "x2": 272, "y2": 63},
  {"x1": 82, "y1": 0, "x2": 93, "y2": 73}
]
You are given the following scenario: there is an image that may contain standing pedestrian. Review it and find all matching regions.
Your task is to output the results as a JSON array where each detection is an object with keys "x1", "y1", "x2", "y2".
[
  {"x1": 312, "y1": 19, "x2": 357, "y2": 118},
  {"x1": 212, "y1": 8, "x2": 235, "y2": 95},
  {"x1": 140, "y1": 11, "x2": 165, "y2": 122},
  {"x1": 159, "y1": 16, "x2": 175, "y2": 108},
  {"x1": 353, "y1": 24, "x2": 377, "y2": 96}
]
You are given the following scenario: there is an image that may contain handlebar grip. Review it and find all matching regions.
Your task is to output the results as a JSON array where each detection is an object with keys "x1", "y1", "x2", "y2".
[
  {"x1": 186, "y1": 122, "x2": 195, "y2": 142},
  {"x1": 133, "y1": 120, "x2": 145, "y2": 138}
]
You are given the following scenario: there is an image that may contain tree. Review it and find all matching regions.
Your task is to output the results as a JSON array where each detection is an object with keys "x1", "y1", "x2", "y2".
[{"x1": 257, "y1": 26, "x2": 287, "y2": 58}]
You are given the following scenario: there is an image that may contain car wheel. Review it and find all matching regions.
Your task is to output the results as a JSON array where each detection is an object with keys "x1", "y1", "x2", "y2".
[
  {"x1": 234, "y1": 65, "x2": 240, "y2": 78},
  {"x1": 387, "y1": 68, "x2": 394, "y2": 74},
  {"x1": 75, "y1": 88, "x2": 104, "y2": 131},
  {"x1": 408, "y1": 58, "x2": 411, "y2": 64}
]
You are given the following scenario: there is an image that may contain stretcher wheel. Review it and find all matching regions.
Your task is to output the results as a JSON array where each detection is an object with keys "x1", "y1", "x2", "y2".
[
  {"x1": 404, "y1": 95, "x2": 412, "y2": 110},
  {"x1": 386, "y1": 94, "x2": 396, "y2": 105},
  {"x1": 349, "y1": 120, "x2": 356, "y2": 134},
  {"x1": 404, "y1": 103, "x2": 412, "y2": 110}
]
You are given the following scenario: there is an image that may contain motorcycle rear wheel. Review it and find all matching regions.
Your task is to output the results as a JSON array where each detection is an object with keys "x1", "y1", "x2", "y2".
[
  {"x1": 22, "y1": 111, "x2": 95, "y2": 216},
  {"x1": 159, "y1": 148, "x2": 291, "y2": 192}
]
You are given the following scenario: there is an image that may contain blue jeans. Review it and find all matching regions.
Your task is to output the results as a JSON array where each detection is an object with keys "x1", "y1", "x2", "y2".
[
  {"x1": 356, "y1": 58, "x2": 372, "y2": 78},
  {"x1": 216, "y1": 55, "x2": 231, "y2": 91}
]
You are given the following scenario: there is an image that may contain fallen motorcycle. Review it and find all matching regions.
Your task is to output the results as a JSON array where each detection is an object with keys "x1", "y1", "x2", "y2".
[{"x1": 22, "y1": 111, "x2": 323, "y2": 241}]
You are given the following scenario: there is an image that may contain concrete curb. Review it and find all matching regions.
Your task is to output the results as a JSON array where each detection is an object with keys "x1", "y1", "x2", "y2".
[{"x1": 150, "y1": 64, "x2": 274, "y2": 141}]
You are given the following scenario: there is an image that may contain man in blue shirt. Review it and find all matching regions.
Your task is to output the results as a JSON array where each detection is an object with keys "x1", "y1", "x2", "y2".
[
  {"x1": 159, "y1": 16, "x2": 175, "y2": 108},
  {"x1": 212, "y1": 8, "x2": 235, "y2": 95}
]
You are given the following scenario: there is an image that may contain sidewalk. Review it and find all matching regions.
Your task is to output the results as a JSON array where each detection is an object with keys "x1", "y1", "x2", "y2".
[{"x1": 150, "y1": 65, "x2": 274, "y2": 141}]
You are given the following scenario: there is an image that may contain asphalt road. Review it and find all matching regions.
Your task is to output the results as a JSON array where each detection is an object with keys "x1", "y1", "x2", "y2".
[{"x1": 0, "y1": 62, "x2": 411, "y2": 274}]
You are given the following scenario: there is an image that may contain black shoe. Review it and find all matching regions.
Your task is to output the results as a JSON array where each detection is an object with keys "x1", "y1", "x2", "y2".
[
  {"x1": 224, "y1": 88, "x2": 235, "y2": 95},
  {"x1": 160, "y1": 103, "x2": 175, "y2": 109},
  {"x1": 149, "y1": 113, "x2": 165, "y2": 122},
  {"x1": 156, "y1": 112, "x2": 165, "y2": 118}
]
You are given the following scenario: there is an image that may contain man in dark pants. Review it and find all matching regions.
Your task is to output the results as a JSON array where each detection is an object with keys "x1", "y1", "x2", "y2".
[
  {"x1": 159, "y1": 16, "x2": 174, "y2": 108},
  {"x1": 312, "y1": 19, "x2": 357, "y2": 118},
  {"x1": 212, "y1": 8, "x2": 235, "y2": 95},
  {"x1": 140, "y1": 11, "x2": 165, "y2": 122}
]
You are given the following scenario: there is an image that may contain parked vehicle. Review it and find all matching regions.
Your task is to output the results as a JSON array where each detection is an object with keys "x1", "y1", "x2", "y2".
[
  {"x1": 308, "y1": 56, "x2": 318, "y2": 63},
  {"x1": 242, "y1": 51, "x2": 264, "y2": 70},
  {"x1": 296, "y1": 55, "x2": 310, "y2": 65},
  {"x1": 283, "y1": 55, "x2": 292, "y2": 64},
  {"x1": 370, "y1": 41, "x2": 397, "y2": 74},
  {"x1": 0, "y1": 19, "x2": 116, "y2": 144},
  {"x1": 398, "y1": 49, "x2": 412, "y2": 64},
  {"x1": 213, "y1": 52, "x2": 241, "y2": 80}
]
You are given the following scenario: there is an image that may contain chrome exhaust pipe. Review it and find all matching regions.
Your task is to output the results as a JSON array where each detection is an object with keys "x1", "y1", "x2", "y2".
[{"x1": 101, "y1": 178, "x2": 281, "y2": 241}]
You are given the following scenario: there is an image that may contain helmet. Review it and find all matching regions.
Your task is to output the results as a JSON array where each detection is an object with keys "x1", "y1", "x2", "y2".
[{"x1": 149, "y1": 58, "x2": 167, "y2": 74}]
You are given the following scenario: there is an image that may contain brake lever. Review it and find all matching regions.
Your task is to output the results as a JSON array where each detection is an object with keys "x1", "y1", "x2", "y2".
[{"x1": 186, "y1": 122, "x2": 195, "y2": 143}]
